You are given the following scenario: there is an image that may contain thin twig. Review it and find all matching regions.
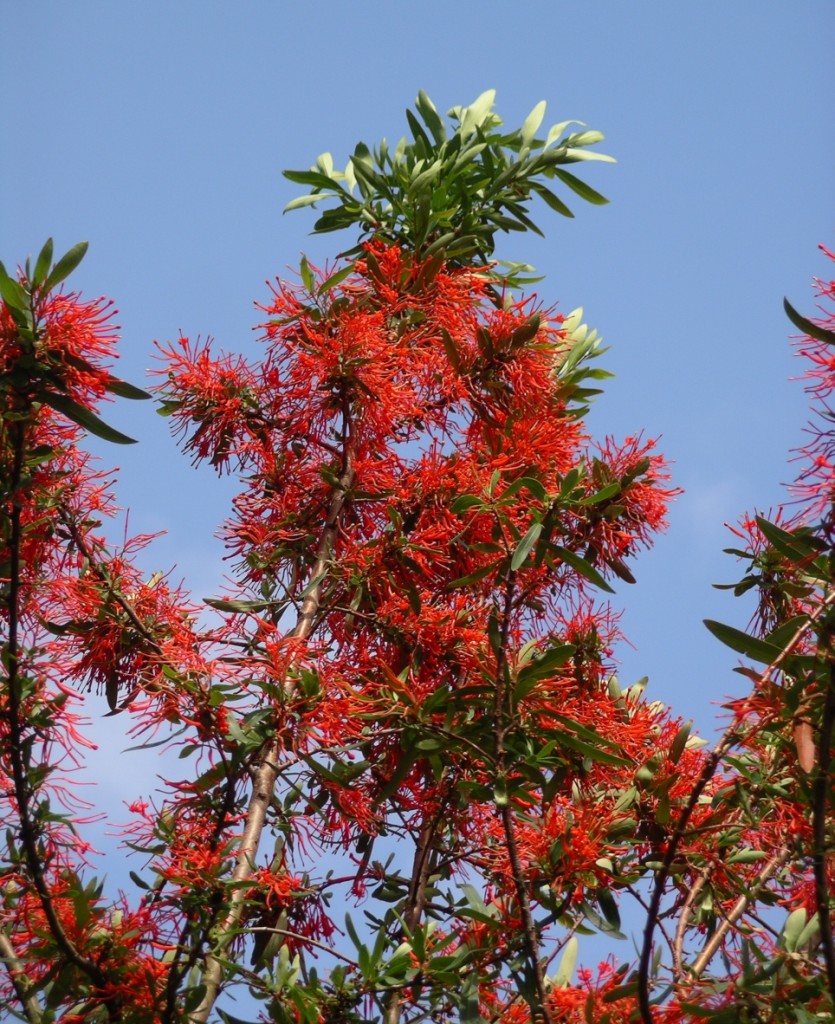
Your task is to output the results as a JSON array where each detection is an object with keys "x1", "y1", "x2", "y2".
[
  {"x1": 245, "y1": 928, "x2": 359, "y2": 966},
  {"x1": 672, "y1": 865, "x2": 712, "y2": 979},
  {"x1": 0, "y1": 928, "x2": 43, "y2": 1024},
  {"x1": 812, "y1": 629, "x2": 835, "y2": 1000},
  {"x1": 686, "y1": 849, "x2": 790, "y2": 981}
]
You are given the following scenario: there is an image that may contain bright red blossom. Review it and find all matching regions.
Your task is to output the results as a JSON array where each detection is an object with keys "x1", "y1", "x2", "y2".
[{"x1": 15, "y1": 234, "x2": 802, "y2": 1024}]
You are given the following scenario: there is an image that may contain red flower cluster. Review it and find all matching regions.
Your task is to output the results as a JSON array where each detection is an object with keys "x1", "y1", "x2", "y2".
[
  {"x1": 11, "y1": 233, "x2": 829, "y2": 1024},
  {"x1": 150, "y1": 246, "x2": 687, "y2": 1019}
]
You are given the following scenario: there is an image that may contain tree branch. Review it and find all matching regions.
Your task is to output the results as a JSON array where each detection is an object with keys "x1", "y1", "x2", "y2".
[
  {"x1": 812, "y1": 622, "x2": 835, "y2": 1000},
  {"x1": 191, "y1": 451, "x2": 355, "y2": 1022},
  {"x1": 686, "y1": 849, "x2": 790, "y2": 982},
  {"x1": 490, "y1": 570, "x2": 552, "y2": 1024},
  {"x1": 3, "y1": 421, "x2": 110, "y2": 998},
  {"x1": 0, "y1": 928, "x2": 43, "y2": 1024},
  {"x1": 383, "y1": 811, "x2": 440, "y2": 1024}
]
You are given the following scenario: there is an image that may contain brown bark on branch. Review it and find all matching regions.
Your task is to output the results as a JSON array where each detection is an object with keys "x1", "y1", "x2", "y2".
[
  {"x1": 0, "y1": 928, "x2": 43, "y2": 1024},
  {"x1": 383, "y1": 813, "x2": 439, "y2": 1024},
  {"x1": 191, "y1": 454, "x2": 355, "y2": 1022},
  {"x1": 686, "y1": 849, "x2": 790, "y2": 982}
]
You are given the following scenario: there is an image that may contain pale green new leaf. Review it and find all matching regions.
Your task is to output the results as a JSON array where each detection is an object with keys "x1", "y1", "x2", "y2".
[
  {"x1": 552, "y1": 937, "x2": 579, "y2": 987},
  {"x1": 519, "y1": 100, "x2": 547, "y2": 149}
]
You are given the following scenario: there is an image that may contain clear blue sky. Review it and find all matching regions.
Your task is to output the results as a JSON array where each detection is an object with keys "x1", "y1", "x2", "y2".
[{"x1": 2, "y1": 1, "x2": 833, "y2": 840}]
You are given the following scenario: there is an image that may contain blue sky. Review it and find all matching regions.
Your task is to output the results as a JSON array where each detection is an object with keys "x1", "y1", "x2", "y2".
[{"x1": 2, "y1": 0, "x2": 833, "y2": 873}]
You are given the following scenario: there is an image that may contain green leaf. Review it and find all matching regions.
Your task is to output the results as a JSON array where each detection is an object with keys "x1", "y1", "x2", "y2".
[
  {"x1": 405, "y1": 107, "x2": 433, "y2": 155},
  {"x1": 44, "y1": 961, "x2": 76, "y2": 1009},
  {"x1": 458, "y1": 89, "x2": 496, "y2": 137},
  {"x1": 0, "y1": 263, "x2": 30, "y2": 315},
  {"x1": 579, "y1": 899, "x2": 625, "y2": 939},
  {"x1": 409, "y1": 158, "x2": 444, "y2": 195},
  {"x1": 677, "y1": 1003, "x2": 729, "y2": 1020},
  {"x1": 193, "y1": 761, "x2": 228, "y2": 793},
  {"x1": 530, "y1": 181, "x2": 574, "y2": 218},
  {"x1": 440, "y1": 327, "x2": 462, "y2": 373},
  {"x1": 508, "y1": 314, "x2": 541, "y2": 349},
  {"x1": 459, "y1": 972, "x2": 488, "y2": 1024},
  {"x1": 552, "y1": 937, "x2": 578, "y2": 987},
  {"x1": 282, "y1": 167, "x2": 347, "y2": 190},
  {"x1": 602, "y1": 981, "x2": 639, "y2": 1005},
  {"x1": 313, "y1": 207, "x2": 362, "y2": 233},
  {"x1": 765, "y1": 614, "x2": 811, "y2": 651},
  {"x1": 404, "y1": 583, "x2": 421, "y2": 615},
  {"x1": 350, "y1": 155, "x2": 388, "y2": 198},
  {"x1": 300, "y1": 755, "x2": 343, "y2": 786},
  {"x1": 104, "y1": 375, "x2": 151, "y2": 400},
  {"x1": 502, "y1": 200, "x2": 545, "y2": 236},
  {"x1": 511, "y1": 522, "x2": 542, "y2": 570},
  {"x1": 553, "y1": 167, "x2": 609, "y2": 205},
  {"x1": 551, "y1": 545, "x2": 615, "y2": 593},
  {"x1": 33, "y1": 238, "x2": 54, "y2": 287},
  {"x1": 415, "y1": 90, "x2": 447, "y2": 145},
  {"x1": 299, "y1": 255, "x2": 315, "y2": 293},
  {"x1": 668, "y1": 722, "x2": 691, "y2": 764},
  {"x1": 416, "y1": 736, "x2": 443, "y2": 753},
  {"x1": 204, "y1": 597, "x2": 272, "y2": 613},
  {"x1": 316, "y1": 151, "x2": 336, "y2": 177},
  {"x1": 549, "y1": 728, "x2": 629, "y2": 767},
  {"x1": 42, "y1": 391, "x2": 137, "y2": 444},
  {"x1": 579, "y1": 481, "x2": 621, "y2": 506},
  {"x1": 755, "y1": 514, "x2": 825, "y2": 562},
  {"x1": 317, "y1": 263, "x2": 355, "y2": 296},
  {"x1": 423, "y1": 230, "x2": 458, "y2": 257},
  {"x1": 518, "y1": 476, "x2": 548, "y2": 502},
  {"x1": 283, "y1": 192, "x2": 335, "y2": 212},
  {"x1": 447, "y1": 560, "x2": 501, "y2": 589},
  {"x1": 544, "y1": 119, "x2": 581, "y2": 149},
  {"x1": 519, "y1": 100, "x2": 547, "y2": 148},
  {"x1": 797, "y1": 911, "x2": 821, "y2": 951},
  {"x1": 415, "y1": 250, "x2": 446, "y2": 289},
  {"x1": 725, "y1": 848, "x2": 766, "y2": 865},
  {"x1": 344, "y1": 913, "x2": 364, "y2": 953},
  {"x1": 784, "y1": 297, "x2": 835, "y2": 345},
  {"x1": 597, "y1": 887, "x2": 621, "y2": 931},
  {"x1": 45, "y1": 240, "x2": 88, "y2": 291},
  {"x1": 561, "y1": 136, "x2": 616, "y2": 162},
  {"x1": 449, "y1": 141, "x2": 487, "y2": 175},
  {"x1": 781, "y1": 907, "x2": 807, "y2": 952},
  {"x1": 460, "y1": 883, "x2": 491, "y2": 916},
  {"x1": 516, "y1": 643, "x2": 576, "y2": 688},
  {"x1": 217, "y1": 1011, "x2": 262, "y2": 1024},
  {"x1": 451, "y1": 494, "x2": 483, "y2": 514},
  {"x1": 704, "y1": 619, "x2": 783, "y2": 665}
]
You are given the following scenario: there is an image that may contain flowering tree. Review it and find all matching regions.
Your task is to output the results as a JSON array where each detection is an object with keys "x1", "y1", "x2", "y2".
[{"x1": 0, "y1": 91, "x2": 832, "y2": 1024}]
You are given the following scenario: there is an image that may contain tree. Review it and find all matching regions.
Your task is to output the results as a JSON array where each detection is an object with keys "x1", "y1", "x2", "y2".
[{"x1": 0, "y1": 91, "x2": 832, "y2": 1024}]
